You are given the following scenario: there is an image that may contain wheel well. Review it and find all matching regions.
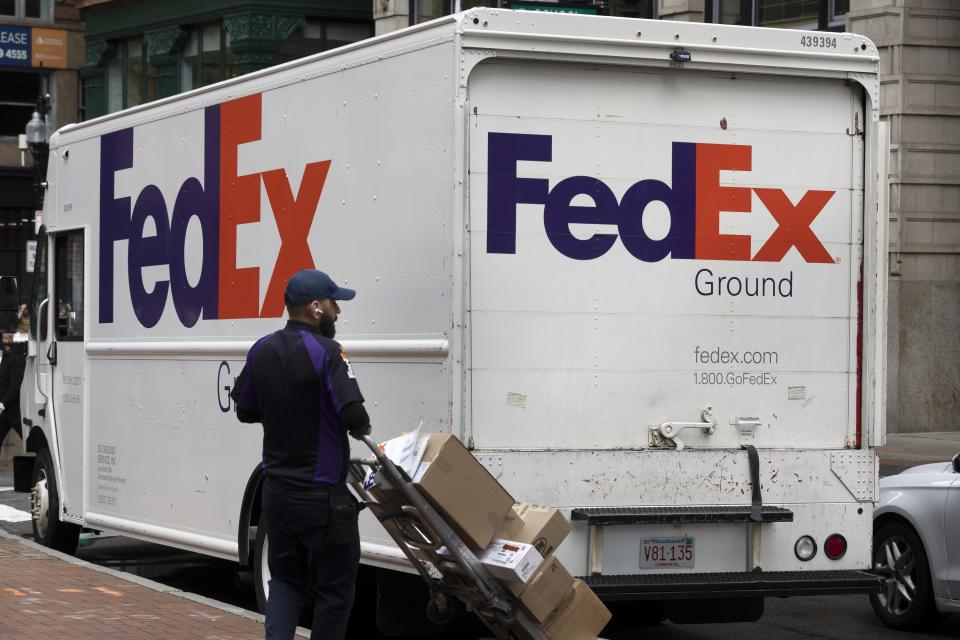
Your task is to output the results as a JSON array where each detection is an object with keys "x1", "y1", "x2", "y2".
[
  {"x1": 873, "y1": 512, "x2": 928, "y2": 557},
  {"x1": 237, "y1": 465, "x2": 264, "y2": 568},
  {"x1": 874, "y1": 512, "x2": 916, "y2": 536}
]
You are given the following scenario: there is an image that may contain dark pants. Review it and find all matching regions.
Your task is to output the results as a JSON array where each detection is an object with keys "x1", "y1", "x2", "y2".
[
  {"x1": 261, "y1": 481, "x2": 360, "y2": 640},
  {"x1": 0, "y1": 411, "x2": 21, "y2": 451}
]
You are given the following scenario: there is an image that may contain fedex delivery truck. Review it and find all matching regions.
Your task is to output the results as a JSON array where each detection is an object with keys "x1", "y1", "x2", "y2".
[{"x1": 17, "y1": 8, "x2": 886, "y2": 627}]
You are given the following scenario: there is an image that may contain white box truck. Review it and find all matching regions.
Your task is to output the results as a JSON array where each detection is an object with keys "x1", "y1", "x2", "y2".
[{"x1": 16, "y1": 8, "x2": 886, "y2": 629}]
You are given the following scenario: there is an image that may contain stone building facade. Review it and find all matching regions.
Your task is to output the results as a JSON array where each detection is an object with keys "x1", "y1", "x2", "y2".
[{"x1": 849, "y1": 0, "x2": 959, "y2": 434}]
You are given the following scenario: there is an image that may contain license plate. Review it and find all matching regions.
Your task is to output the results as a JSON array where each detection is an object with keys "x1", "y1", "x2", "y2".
[{"x1": 640, "y1": 536, "x2": 695, "y2": 569}]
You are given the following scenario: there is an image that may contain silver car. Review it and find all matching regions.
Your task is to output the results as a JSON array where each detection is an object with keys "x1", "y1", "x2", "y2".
[{"x1": 871, "y1": 452, "x2": 960, "y2": 629}]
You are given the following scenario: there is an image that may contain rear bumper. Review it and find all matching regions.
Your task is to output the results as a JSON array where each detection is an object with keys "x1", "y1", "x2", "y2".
[{"x1": 584, "y1": 569, "x2": 881, "y2": 601}]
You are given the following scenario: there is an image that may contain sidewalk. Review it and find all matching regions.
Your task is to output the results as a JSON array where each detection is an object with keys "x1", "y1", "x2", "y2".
[{"x1": 0, "y1": 529, "x2": 268, "y2": 640}]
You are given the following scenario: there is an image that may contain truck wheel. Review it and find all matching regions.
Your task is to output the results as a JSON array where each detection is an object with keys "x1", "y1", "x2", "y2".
[
  {"x1": 31, "y1": 448, "x2": 80, "y2": 555},
  {"x1": 253, "y1": 512, "x2": 270, "y2": 613},
  {"x1": 869, "y1": 521, "x2": 937, "y2": 630}
]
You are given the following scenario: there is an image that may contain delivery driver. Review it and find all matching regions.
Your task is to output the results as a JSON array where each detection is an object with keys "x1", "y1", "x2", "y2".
[{"x1": 231, "y1": 268, "x2": 372, "y2": 640}]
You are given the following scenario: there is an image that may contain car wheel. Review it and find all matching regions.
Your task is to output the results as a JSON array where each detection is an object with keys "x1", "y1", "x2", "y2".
[{"x1": 869, "y1": 521, "x2": 938, "y2": 630}]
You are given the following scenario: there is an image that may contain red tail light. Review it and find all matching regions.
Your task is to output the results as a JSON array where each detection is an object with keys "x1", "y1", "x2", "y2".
[{"x1": 824, "y1": 534, "x2": 847, "y2": 560}]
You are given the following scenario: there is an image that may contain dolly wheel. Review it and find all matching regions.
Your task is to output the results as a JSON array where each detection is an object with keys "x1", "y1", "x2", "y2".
[
  {"x1": 493, "y1": 599, "x2": 517, "y2": 625},
  {"x1": 426, "y1": 595, "x2": 456, "y2": 625}
]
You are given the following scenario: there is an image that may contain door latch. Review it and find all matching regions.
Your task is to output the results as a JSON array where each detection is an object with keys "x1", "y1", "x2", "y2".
[
  {"x1": 650, "y1": 406, "x2": 716, "y2": 451},
  {"x1": 732, "y1": 416, "x2": 762, "y2": 438}
]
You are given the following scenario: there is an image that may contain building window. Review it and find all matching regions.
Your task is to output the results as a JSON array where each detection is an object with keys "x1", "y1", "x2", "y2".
[
  {"x1": 409, "y1": 0, "x2": 454, "y2": 24},
  {"x1": 106, "y1": 37, "x2": 155, "y2": 111},
  {"x1": 126, "y1": 36, "x2": 145, "y2": 106},
  {"x1": 0, "y1": 71, "x2": 42, "y2": 136},
  {"x1": 607, "y1": 1, "x2": 656, "y2": 19},
  {"x1": 0, "y1": 0, "x2": 52, "y2": 21},
  {"x1": 106, "y1": 44, "x2": 122, "y2": 112},
  {"x1": 276, "y1": 19, "x2": 374, "y2": 62},
  {"x1": 829, "y1": 0, "x2": 849, "y2": 28},
  {"x1": 201, "y1": 23, "x2": 223, "y2": 86},
  {"x1": 706, "y1": 0, "x2": 845, "y2": 31},
  {"x1": 407, "y1": 1, "x2": 619, "y2": 25},
  {"x1": 105, "y1": 36, "x2": 160, "y2": 112},
  {"x1": 758, "y1": 0, "x2": 818, "y2": 28},
  {"x1": 180, "y1": 28, "x2": 198, "y2": 92},
  {"x1": 709, "y1": 0, "x2": 744, "y2": 24},
  {"x1": 180, "y1": 23, "x2": 232, "y2": 92}
]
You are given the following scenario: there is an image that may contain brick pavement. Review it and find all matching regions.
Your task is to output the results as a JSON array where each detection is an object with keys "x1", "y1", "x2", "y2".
[{"x1": 0, "y1": 532, "x2": 266, "y2": 640}]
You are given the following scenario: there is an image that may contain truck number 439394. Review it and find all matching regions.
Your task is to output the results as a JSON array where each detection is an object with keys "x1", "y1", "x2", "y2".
[{"x1": 800, "y1": 35, "x2": 837, "y2": 48}]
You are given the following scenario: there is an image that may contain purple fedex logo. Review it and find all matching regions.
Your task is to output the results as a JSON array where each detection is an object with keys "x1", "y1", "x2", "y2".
[
  {"x1": 486, "y1": 132, "x2": 836, "y2": 264},
  {"x1": 99, "y1": 93, "x2": 330, "y2": 329}
]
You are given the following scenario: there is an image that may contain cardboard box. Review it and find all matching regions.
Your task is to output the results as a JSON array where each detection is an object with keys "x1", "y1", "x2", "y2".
[
  {"x1": 479, "y1": 538, "x2": 544, "y2": 583},
  {"x1": 496, "y1": 503, "x2": 572, "y2": 559},
  {"x1": 540, "y1": 579, "x2": 612, "y2": 640},
  {"x1": 506, "y1": 554, "x2": 575, "y2": 624},
  {"x1": 373, "y1": 433, "x2": 514, "y2": 550}
]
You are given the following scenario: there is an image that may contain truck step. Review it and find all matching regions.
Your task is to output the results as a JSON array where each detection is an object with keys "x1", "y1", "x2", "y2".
[
  {"x1": 570, "y1": 505, "x2": 794, "y2": 525},
  {"x1": 583, "y1": 570, "x2": 881, "y2": 600}
]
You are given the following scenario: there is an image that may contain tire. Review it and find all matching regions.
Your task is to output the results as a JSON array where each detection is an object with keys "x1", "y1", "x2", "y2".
[
  {"x1": 869, "y1": 520, "x2": 938, "y2": 630},
  {"x1": 253, "y1": 512, "x2": 270, "y2": 614},
  {"x1": 31, "y1": 448, "x2": 80, "y2": 555}
]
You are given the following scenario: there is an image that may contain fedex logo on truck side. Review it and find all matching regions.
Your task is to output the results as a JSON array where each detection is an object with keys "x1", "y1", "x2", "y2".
[
  {"x1": 486, "y1": 132, "x2": 836, "y2": 265},
  {"x1": 99, "y1": 93, "x2": 328, "y2": 328}
]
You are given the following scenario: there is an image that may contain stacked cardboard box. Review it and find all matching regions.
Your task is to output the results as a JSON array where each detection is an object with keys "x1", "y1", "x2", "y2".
[
  {"x1": 370, "y1": 432, "x2": 611, "y2": 639},
  {"x1": 494, "y1": 503, "x2": 610, "y2": 638},
  {"x1": 371, "y1": 432, "x2": 514, "y2": 550}
]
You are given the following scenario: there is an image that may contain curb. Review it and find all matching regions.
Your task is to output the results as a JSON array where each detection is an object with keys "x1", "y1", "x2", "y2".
[{"x1": 0, "y1": 527, "x2": 310, "y2": 637}]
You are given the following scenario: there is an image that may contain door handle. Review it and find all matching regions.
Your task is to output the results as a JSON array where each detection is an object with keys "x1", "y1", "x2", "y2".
[
  {"x1": 651, "y1": 406, "x2": 717, "y2": 451},
  {"x1": 46, "y1": 341, "x2": 57, "y2": 366},
  {"x1": 34, "y1": 297, "x2": 48, "y2": 400}
]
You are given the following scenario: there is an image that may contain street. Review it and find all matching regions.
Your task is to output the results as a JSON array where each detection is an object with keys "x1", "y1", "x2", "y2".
[{"x1": 2, "y1": 462, "x2": 959, "y2": 639}]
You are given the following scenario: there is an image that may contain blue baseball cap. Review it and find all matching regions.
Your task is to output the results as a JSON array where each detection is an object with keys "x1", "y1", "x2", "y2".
[{"x1": 284, "y1": 269, "x2": 356, "y2": 307}]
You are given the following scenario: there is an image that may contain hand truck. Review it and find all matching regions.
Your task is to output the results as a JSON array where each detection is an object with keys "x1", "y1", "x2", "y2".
[{"x1": 347, "y1": 434, "x2": 547, "y2": 640}]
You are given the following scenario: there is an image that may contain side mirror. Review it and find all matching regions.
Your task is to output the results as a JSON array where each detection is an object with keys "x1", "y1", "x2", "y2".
[{"x1": 953, "y1": 452, "x2": 960, "y2": 474}]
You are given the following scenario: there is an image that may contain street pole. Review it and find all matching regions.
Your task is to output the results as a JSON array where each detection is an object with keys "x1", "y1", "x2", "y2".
[{"x1": 24, "y1": 93, "x2": 51, "y2": 216}]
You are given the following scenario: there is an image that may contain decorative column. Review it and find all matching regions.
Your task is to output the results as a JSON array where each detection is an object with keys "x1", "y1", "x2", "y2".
[
  {"x1": 80, "y1": 40, "x2": 112, "y2": 120},
  {"x1": 374, "y1": 0, "x2": 410, "y2": 36},
  {"x1": 145, "y1": 26, "x2": 186, "y2": 99},
  {"x1": 659, "y1": 0, "x2": 706, "y2": 22},
  {"x1": 224, "y1": 12, "x2": 306, "y2": 78}
]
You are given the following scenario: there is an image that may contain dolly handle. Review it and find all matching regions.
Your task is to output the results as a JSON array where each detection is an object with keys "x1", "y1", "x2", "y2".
[{"x1": 358, "y1": 433, "x2": 389, "y2": 464}]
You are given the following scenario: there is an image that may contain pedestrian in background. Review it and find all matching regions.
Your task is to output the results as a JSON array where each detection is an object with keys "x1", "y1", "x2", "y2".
[
  {"x1": 0, "y1": 331, "x2": 26, "y2": 451},
  {"x1": 16, "y1": 304, "x2": 30, "y2": 337},
  {"x1": 231, "y1": 269, "x2": 372, "y2": 640}
]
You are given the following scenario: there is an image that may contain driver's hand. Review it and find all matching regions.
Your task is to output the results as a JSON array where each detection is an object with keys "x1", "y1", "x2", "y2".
[{"x1": 349, "y1": 424, "x2": 372, "y2": 440}]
